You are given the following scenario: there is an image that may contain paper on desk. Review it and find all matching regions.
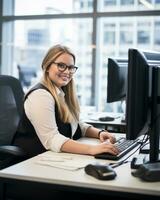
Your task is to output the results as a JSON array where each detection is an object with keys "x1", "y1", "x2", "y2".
[{"x1": 35, "y1": 155, "x2": 90, "y2": 171}]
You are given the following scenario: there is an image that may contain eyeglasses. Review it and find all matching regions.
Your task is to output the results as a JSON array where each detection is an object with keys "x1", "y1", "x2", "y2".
[{"x1": 53, "y1": 62, "x2": 78, "y2": 74}]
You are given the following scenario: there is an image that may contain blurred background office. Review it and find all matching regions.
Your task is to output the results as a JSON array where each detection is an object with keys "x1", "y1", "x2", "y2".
[{"x1": 0, "y1": 0, "x2": 160, "y2": 115}]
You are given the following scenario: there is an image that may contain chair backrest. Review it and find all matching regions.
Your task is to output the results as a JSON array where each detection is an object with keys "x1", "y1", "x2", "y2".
[{"x1": 0, "y1": 75, "x2": 24, "y2": 145}]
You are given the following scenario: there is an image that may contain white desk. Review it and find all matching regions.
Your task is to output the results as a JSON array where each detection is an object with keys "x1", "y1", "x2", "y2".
[{"x1": 0, "y1": 138, "x2": 159, "y2": 200}]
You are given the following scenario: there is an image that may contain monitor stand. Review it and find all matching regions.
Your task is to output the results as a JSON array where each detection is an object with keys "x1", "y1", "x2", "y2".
[
  {"x1": 130, "y1": 137, "x2": 151, "y2": 169},
  {"x1": 131, "y1": 142, "x2": 160, "y2": 169},
  {"x1": 120, "y1": 100, "x2": 126, "y2": 123},
  {"x1": 121, "y1": 114, "x2": 126, "y2": 123},
  {"x1": 130, "y1": 154, "x2": 150, "y2": 169}
]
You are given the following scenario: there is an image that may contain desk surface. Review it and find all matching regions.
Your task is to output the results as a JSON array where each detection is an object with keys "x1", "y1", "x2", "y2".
[
  {"x1": 0, "y1": 138, "x2": 159, "y2": 198},
  {"x1": 81, "y1": 112, "x2": 125, "y2": 125},
  {"x1": 81, "y1": 112, "x2": 126, "y2": 134},
  {"x1": 84, "y1": 117, "x2": 125, "y2": 126}
]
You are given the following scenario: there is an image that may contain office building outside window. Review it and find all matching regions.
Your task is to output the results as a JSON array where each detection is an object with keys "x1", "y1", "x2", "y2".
[{"x1": 0, "y1": 0, "x2": 160, "y2": 114}]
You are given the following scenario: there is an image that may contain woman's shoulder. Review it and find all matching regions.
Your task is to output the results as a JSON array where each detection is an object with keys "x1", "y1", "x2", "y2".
[
  {"x1": 25, "y1": 83, "x2": 51, "y2": 97},
  {"x1": 28, "y1": 88, "x2": 54, "y2": 101},
  {"x1": 30, "y1": 88, "x2": 52, "y2": 97},
  {"x1": 25, "y1": 84, "x2": 53, "y2": 101},
  {"x1": 25, "y1": 88, "x2": 56, "y2": 110}
]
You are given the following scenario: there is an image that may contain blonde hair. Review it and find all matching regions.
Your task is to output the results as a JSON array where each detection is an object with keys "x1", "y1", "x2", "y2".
[{"x1": 41, "y1": 44, "x2": 80, "y2": 123}]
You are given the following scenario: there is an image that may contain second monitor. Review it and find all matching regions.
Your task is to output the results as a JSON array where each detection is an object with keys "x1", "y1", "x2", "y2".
[
  {"x1": 107, "y1": 58, "x2": 128, "y2": 103},
  {"x1": 107, "y1": 58, "x2": 128, "y2": 122}
]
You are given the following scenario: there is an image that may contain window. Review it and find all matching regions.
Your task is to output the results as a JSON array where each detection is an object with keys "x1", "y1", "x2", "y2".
[
  {"x1": 137, "y1": 31, "x2": 150, "y2": 44},
  {"x1": 10, "y1": 0, "x2": 93, "y2": 15},
  {"x1": 154, "y1": 20, "x2": 160, "y2": 45},
  {"x1": 120, "y1": 0, "x2": 134, "y2": 5},
  {"x1": 137, "y1": 21, "x2": 151, "y2": 44},
  {"x1": 1, "y1": 0, "x2": 160, "y2": 114}
]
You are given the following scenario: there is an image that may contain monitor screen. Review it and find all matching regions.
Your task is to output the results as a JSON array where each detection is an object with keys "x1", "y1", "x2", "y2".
[
  {"x1": 107, "y1": 58, "x2": 128, "y2": 103},
  {"x1": 126, "y1": 48, "x2": 160, "y2": 162}
]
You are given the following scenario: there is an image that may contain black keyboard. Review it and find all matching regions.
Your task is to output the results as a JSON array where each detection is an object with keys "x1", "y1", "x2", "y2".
[{"x1": 95, "y1": 137, "x2": 140, "y2": 160}]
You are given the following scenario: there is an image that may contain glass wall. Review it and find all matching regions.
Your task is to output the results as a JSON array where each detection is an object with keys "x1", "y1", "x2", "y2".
[
  {"x1": 98, "y1": 15, "x2": 160, "y2": 111},
  {"x1": 13, "y1": 19, "x2": 93, "y2": 106},
  {"x1": 3, "y1": 0, "x2": 94, "y2": 15},
  {"x1": 1, "y1": 0, "x2": 160, "y2": 114}
]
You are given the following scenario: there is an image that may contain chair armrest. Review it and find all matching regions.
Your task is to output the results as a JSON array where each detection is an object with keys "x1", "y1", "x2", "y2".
[{"x1": 0, "y1": 145, "x2": 26, "y2": 157}]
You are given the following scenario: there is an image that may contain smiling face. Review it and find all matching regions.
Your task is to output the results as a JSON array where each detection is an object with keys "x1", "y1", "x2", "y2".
[{"x1": 47, "y1": 53, "x2": 75, "y2": 88}]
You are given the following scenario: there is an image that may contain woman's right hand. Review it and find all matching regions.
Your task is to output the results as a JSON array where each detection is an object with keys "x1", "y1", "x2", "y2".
[{"x1": 88, "y1": 141, "x2": 119, "y2": 156}]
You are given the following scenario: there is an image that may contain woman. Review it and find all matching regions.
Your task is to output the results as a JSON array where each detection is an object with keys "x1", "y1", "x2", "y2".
[{"x1": 14, "y1": 44, "x2": 118, "y2": 158}]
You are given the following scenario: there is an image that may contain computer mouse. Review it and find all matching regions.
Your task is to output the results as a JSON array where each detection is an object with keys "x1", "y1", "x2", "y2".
[
  {"x1": 84, "y1": 164, "x2": 117, "y2": 180},
  {"x1": 98, "y1": 116, "x2": 115, "y2": 122}
]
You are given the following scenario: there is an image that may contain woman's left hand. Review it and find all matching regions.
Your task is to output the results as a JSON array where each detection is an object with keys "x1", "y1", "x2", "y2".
[{"x1": 99, "y1": 131, "x2": 116, "y2": 144}]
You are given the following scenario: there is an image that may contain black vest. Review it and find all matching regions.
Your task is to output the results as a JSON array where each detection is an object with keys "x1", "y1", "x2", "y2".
[{"x1": 13, "y1": 83, "x2": 82, "y2": 158}]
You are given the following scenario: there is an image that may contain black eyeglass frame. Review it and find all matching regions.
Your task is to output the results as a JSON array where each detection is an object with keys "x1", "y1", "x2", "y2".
[{"x1": 53, "y1": 62, "x2": 78, "y2": 74}]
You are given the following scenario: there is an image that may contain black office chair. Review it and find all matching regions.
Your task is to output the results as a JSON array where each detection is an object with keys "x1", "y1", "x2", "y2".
[{"x1": 0, "y1": 75, "x2": 26, "y2": 169}]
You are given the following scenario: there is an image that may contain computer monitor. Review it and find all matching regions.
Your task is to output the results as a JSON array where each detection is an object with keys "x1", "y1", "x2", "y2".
[
  {"x1": 126, "y1": 48, "x2": 160, "y2": 162},
  {"x1": 107, "y1": 58, "x2": 128, "y2": 103}
]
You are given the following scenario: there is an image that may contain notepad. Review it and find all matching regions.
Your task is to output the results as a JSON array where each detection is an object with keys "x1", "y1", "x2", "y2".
[{"x1": 35, "y1": 155, "x2": 89, "y2": 171}]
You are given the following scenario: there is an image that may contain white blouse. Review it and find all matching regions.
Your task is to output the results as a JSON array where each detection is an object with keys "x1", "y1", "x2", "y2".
[{"x1": 24, "y1": 88, "x2": 92, "y2": 152}]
